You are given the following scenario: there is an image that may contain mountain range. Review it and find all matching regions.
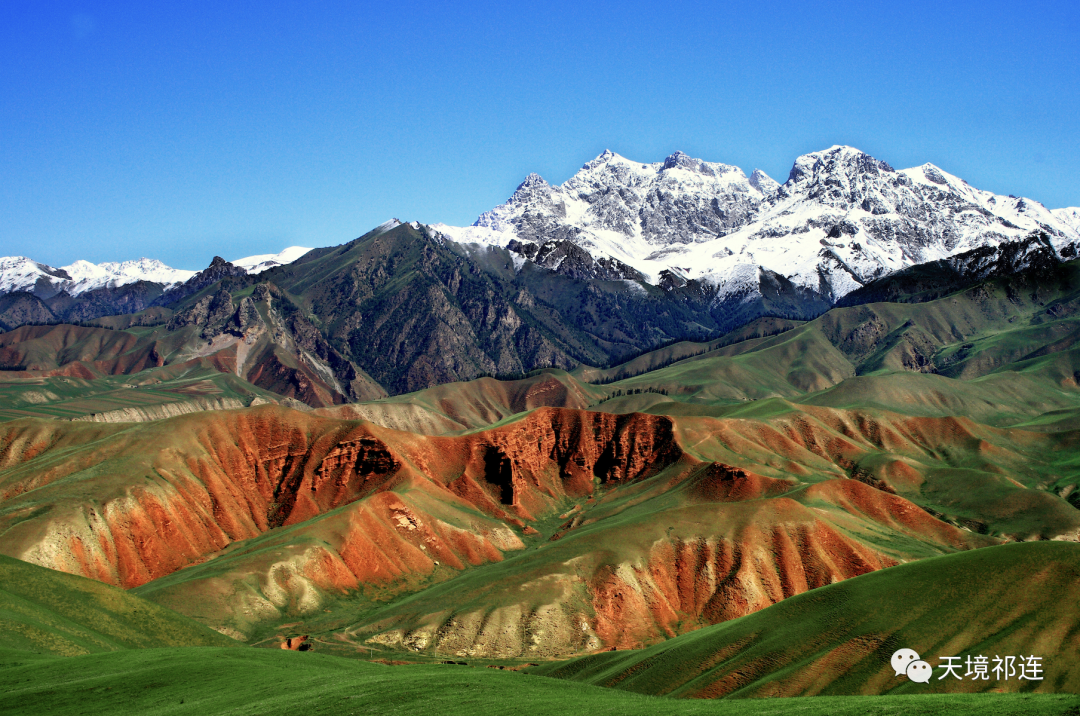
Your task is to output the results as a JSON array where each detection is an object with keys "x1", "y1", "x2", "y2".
[
  {"x1": 3, "y1": 145, "x2": 1080, "y2": 705},
  {"x1": 0, "y1": 146, "x2": 1078, "y2": 405},
  {"x1": 434, "y1": 145, "x2": 1080, "y2": 303},
  {"x1": 3, "y1": 146, "x2": 1077, "y2": 395},
  {"x1": 0, "y1": 246, "x2": 311, "y2": 299}
]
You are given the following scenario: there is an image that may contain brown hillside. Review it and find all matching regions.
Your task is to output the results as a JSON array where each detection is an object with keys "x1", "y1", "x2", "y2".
[
  {"x1": 0, "y1": 290, "x2": 386, "y2": 408},
  {"x1": 0, "y1": 324, "x2": 166, "y2": 375}
]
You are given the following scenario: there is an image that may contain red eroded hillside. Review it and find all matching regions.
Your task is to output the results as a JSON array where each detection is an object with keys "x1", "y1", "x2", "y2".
[
  {"x1": 344, "y1": 471, "x2": 989, "y2": 657},
  {"x1": 2, "y1": 400, "x2": 1073, "y2": 653},
  {"x1": 0, "y1": 406, "x2": 683, "y2": 588}
]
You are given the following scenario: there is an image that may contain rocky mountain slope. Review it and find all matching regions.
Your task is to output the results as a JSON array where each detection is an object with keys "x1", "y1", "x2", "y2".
[
  {"x1": 0, "y1": 283, "x2": 385, "y2": 409},
  {"x1": 837, "y1": 231, "x2": 1068, "y2": 306},
  {"x1": 247, "y1": 221, "x2": 748, "y2": 394}
]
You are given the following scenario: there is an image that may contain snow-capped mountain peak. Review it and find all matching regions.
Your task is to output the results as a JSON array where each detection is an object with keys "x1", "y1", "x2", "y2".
[
  {"x1": 518, "y1": 172, "x2": 550, "y2": 189},
  {"x1": 1054, "y1": 207, "x2": 1080, "y2": 234},
  {"x1": 749, "y1": 169, "x2": 780, "y2": 196},
  {"x1": 661, "y1": 150, "x2": 695, "y2": 170},
  {"x1": 901, "y1": 162, "x2": 974, "y2": 195},
  {"x1": 432, "y1": 145, "x2": 1080, "y2": 308},
  {"x1": 371, "y1": 218, "x2": 403, "y2": 235},
  {"x1": 0, "y1": 256, "x2": 197, "y2": 298},
  {"x1": 0, "y1": 257, "x2": 70, "y2": 296},
  {"x1": 62, "y1": 257, "x2": 196, "y2": 294},
  {"x1": 580, "y1": 148, "x2": 619, "y2": 171},
  {"x1": 782, "y1": 145, "x2": 897, "y2": 202}
]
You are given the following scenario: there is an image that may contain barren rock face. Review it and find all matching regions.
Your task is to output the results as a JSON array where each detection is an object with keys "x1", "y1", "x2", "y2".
[{"x1": 438, "y1": 409, "x2": 683, "y2": 522}]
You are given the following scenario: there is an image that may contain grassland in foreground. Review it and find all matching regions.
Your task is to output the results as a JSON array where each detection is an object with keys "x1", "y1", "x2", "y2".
[{"x1": 2, "y1": 647, "x2": 1080, "y2": 716}]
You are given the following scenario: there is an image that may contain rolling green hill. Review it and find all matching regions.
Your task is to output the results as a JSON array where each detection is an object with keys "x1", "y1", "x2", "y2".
[
  {"x1": 0, "y1": 554, "x2": 237, "y2": 656},
  {"x1": 1, "y1": 646, "x2": 1078, "y2": 716}
]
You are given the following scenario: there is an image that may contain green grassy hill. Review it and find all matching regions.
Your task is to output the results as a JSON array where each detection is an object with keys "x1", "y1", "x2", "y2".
[
  {"x1": 0, "y1": 361, "x2": 280, "y2": 422},
  {"x1": 0, "y1": 555, "x2": 237, "y2": 655},
  {"x1": 1, "y1": 646, "x2": 1078, "y2": 716}
]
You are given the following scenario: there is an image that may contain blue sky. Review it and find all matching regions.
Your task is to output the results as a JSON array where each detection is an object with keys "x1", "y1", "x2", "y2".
[{"x1": 2, "y1": 0, "x2": 1078, "y2": 269}]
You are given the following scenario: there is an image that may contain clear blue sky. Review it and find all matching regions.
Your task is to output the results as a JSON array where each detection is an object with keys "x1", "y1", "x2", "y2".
[{"x1": 2, "y1": 0, "x2": 1078, "y2": 269}]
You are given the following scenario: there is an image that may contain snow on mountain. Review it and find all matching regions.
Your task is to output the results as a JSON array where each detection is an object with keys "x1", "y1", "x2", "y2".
[
  {"x1": 230, "y1": 246, "x2": 312, "y2": 274},
  {"x1": 432, "y1": 145, "x2": 1080, "y2": 304},
  {"x1": 748, "y1": 169, "x2": 780, "y2": 196},
  {"x1": 0, "y1": 257, "x2": 70, "y2": 296},
  {"x1": 5, "y1": 150, "x2": 1076, "y2": 317},
  {"x1": 0, "y1": 256, "x2": 196, "y2": 298},
  {"x1": 61, "y1": 258, "x2": 198, "y2": 294},
  {"x1": 1054, "y1": 207, "x2": 1080, "y2": 235},
  {"x1": 373, "y1": 218, "x2": 404, "y2": 234},
  {"x1": 434, "y1": 150, "x2": 777, "y2": 284},
  {"x1": 0, "y1": 245, "x2": 315, "y2": 299}
]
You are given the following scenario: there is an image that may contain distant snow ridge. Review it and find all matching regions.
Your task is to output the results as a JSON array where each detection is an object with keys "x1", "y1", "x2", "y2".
[
  {"x1": 0, "y1": 256, "x2": 197, "y2": 298},
  {"x1": 432, "y1": 145, "x2": 1080, "y2": 303},
  {"x1": 63, "y1": 258, "x2": 197, "y2": 294},
  {"x1": 0, "y1": 246, "x2": 312, "y2": 298},
  {"x1": 230, "y1": 246, "x2": 312, "y2": 274}
]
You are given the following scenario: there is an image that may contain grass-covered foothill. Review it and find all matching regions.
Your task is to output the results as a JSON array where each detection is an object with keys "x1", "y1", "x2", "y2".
[
  {"x1": 0, "y1": 554, "x2": 237, "y2": 656},
  {"x1": 1, "y1": 646, "x2": 1079, "y2": 716},
  {"x1": 0, "y1": 361, "x2": 277, "y2": 423}
]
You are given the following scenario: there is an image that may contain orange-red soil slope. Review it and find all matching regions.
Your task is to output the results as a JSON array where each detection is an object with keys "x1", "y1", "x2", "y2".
[{"x1": 3, "y1": 399, "x2": 1072, "y2": 654}]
